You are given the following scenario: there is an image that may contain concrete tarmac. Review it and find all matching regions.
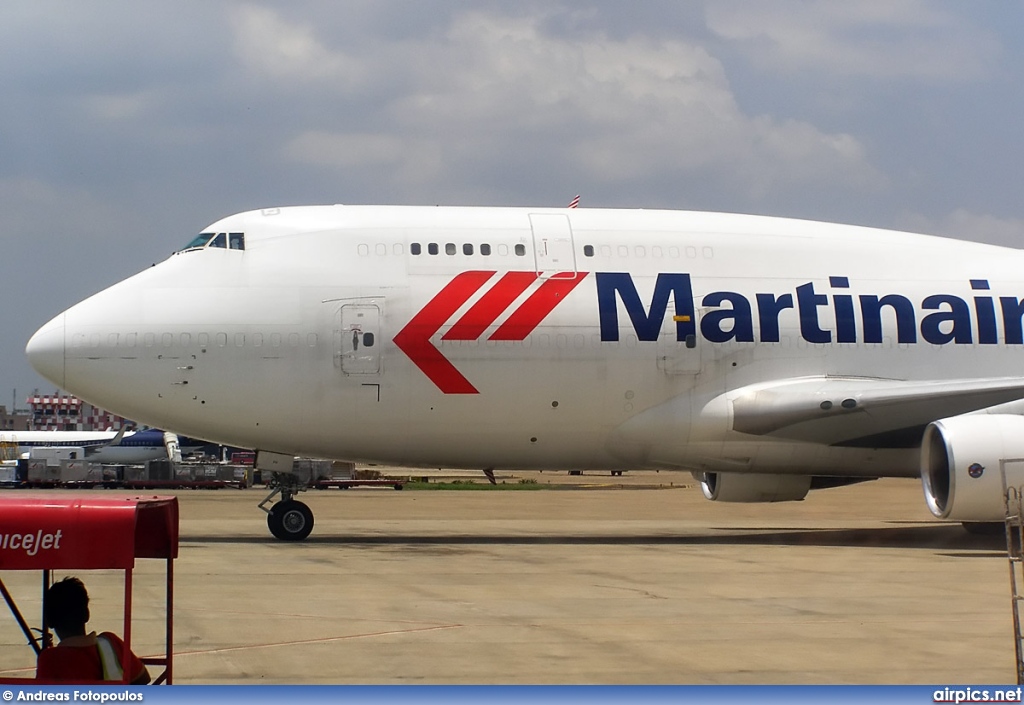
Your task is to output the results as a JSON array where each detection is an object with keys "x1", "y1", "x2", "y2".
[{"x1": 0, "y1": 473, "x2": 1016, "y2": 684}]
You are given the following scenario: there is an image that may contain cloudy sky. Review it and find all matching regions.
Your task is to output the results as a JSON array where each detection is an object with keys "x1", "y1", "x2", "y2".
[{"x1": 2, "y1": 1, "x2": 1023, "y2": 405}]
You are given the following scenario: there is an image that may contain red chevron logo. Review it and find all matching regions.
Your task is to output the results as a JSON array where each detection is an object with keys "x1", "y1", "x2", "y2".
[{"x1": 394, "y1": 270, "x2": 588, "y2": 393}]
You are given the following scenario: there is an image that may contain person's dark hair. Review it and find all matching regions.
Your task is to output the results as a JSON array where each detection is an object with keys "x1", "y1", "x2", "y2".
[{"x1": 44, "y1": 577, "x2": 90, "y2": 633}]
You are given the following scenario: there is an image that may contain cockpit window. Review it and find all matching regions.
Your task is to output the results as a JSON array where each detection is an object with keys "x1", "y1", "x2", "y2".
[
  {"x1": 181, "y1": 233, "x2": 214, "y2": 251},
  {"x1": 179, "y1": 231, "x2": 245, "y2": 253}
]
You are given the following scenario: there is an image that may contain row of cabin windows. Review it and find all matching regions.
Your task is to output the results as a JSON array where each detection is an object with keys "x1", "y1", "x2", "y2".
[
  {"x1": 409, "y1": 242, "x2": 527, "y2": 257},
  {"x1": 585, "y1": 244, "x2": 714, "y2": 259},
  {"x1": 70, "y1": 328, "x2": 942, "y2": 355},
  {"x1": 392, "y1": 243, "x2": 714, "y2": 259},
  {"x1": 71, "y1": 332, "x2": 319, "y2": 349}
]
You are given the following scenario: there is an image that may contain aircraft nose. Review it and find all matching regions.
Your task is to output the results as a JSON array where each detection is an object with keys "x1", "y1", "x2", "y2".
[{"x1": 26, "y1": 312, "x2": 66, "y2": 389}]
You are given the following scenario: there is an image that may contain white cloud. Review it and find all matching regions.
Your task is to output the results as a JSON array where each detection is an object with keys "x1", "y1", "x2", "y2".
[
  {"x1": 228, "y1": 4, "x2": 364, "y2": 86},
  {"x1": 706, "y1": 0, "x2": 998, "y2": 81},
  {"x1": 270, "y1": 9, "x2": 881, "y2": 202}
]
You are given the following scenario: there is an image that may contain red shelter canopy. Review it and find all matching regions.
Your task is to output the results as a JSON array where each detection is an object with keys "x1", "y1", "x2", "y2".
[
  {"x1": 0, "y1": 496, "x2": 178, "y2": 571},
  {"x1": 0, "y1": 496, "x2": 178, "y2": 684}
]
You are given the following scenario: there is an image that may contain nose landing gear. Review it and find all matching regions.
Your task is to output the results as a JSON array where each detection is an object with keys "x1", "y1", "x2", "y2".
[{"x1": 258, "y1": 472, "x2": 315, "y2": 541}]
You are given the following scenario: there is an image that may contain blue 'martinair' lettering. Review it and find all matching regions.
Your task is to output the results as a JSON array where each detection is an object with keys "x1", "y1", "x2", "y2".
[
  {"x1": 596, "y1": 273, "x2": 1023, "y2": 346},
  {"x1": 597, "y1": 273, "x2": 696, "y2": 342}
]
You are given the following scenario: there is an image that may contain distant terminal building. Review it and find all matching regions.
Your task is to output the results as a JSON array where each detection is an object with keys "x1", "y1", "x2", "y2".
[
  {"x1": 27, "y1": 393, "x2": 132, "y2": 432},
  {"x1": 0, "y1": 405, "x2": 30, "y2": 432}
]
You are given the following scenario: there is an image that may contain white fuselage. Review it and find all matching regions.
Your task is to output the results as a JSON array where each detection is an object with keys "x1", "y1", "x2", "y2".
[{"x1": 25, "y1": 206, "x2": 1024, "y2": 479}]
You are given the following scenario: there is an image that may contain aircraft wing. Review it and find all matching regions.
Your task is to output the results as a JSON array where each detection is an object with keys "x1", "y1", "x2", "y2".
[{"x1": 727, "y1": 376, "x2": 1024, "y2": 448}]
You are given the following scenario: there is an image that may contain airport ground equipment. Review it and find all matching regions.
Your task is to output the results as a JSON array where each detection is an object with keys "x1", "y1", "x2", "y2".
[
  {"x1": 1005, "y1": 485, "x2": 1024, "y2": 685},
  {"x1": 0, "y1": 496, "x2": 179, "y2": 684}
]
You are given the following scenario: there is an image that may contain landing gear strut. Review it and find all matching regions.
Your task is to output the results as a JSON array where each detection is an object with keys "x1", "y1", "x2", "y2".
[{"x1": 258, "y1": 472, "x2": 314, "y2": 541}]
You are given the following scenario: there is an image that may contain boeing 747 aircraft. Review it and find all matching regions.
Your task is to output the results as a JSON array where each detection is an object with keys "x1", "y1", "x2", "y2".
[{"x1": 25, "y1": 205, "x2": 1024, "y2": 539}]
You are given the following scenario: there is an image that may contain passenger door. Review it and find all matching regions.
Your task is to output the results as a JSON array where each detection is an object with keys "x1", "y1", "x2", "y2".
[
  {"x1": 529, "y1": 213, "x2": 578, "y2": 279},
  {"x1": 337, "y1": 304, "x2": 382, "y2": 375}
]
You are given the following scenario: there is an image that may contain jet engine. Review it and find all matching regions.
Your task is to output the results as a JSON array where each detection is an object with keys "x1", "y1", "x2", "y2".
[
  {"x1": 163, "y1": 431, "x2": 182, "y2": 463},
  {"x1": 697, "y1": 471, "x2": 811, "y2": 503},
  {"x1": 921, "y1": 414, "x2": 1024, "y2": 521}
]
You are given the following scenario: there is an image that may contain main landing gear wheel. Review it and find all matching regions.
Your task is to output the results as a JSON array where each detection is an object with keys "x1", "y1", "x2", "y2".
[
  {"x1": 267, "y1": 499, "x2": 314, "y2": 541},
  {"x1": 258, "y1": 470, "x2": 316, "y2": 541}
]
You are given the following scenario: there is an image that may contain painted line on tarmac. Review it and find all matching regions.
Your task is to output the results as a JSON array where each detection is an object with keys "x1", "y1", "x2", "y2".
[{"x1": 174, "y1": 623, "x2": 464, "y2": 658}]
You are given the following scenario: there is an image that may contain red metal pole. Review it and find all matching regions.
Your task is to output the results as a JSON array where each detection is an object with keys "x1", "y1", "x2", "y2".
[
  {"x1": 122, "y1": 568, "x2": 133, "y2": 684},
  {"x1": 166, "y1": 557, "x2": 173, "y2": 684}
]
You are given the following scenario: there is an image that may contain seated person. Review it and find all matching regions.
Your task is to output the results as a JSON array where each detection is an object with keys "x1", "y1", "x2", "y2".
[{"x1": 36, "y1": 577, "x2": 150, "y2": 684}]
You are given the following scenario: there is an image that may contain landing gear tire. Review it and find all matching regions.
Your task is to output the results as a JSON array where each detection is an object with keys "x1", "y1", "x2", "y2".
[{"x1": 268, "y1": 499, "x2": 314, "y2": 541}]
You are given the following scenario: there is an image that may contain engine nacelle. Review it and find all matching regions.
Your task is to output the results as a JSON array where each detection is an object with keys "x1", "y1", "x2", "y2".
[
  {"x1": 163, "y1": 431, "x2": 182, "y2": 463},
  {"x1": 921, "y1": 414, "x2": 1024, "y2": 521},
  {"x1": 697, "y1": 471, "x2": 811, "y2": 503}
]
